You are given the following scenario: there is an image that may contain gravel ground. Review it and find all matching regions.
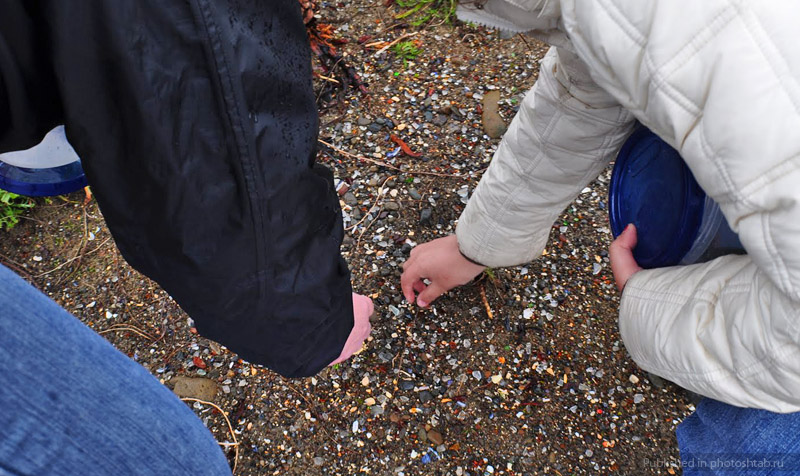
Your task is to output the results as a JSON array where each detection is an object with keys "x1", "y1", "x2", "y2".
[{"x1": 0, "y1": 2, "x2": 695, "y2": 475}]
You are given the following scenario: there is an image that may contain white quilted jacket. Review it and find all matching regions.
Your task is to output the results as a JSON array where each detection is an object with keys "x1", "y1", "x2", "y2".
[{"x1": 456, "y1": 0, "x2": 800, "y2": 412}]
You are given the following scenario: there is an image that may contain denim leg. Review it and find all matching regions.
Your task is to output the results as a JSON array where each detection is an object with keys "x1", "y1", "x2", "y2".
[
  {"x1": 677, "y1": 398, "x2": 800, "y2": 475},
  {"x1": 0, "y1": 264, "x2": 232, "y2": 476}
]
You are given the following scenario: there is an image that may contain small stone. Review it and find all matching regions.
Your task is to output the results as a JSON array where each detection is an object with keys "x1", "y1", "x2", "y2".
[
  {"x1": 491, "y1": 374, "x2": 502, "y2": 384},
  {"x1": 482, "y1": 90, "x2": 507, "y2": 138},
  {"x1": 399, "y1": 380, "x2": 415, "y2": 391},
  {"x1": 361, "y1": 375, "x2": 370, "y2": 386},
  {"x1": 370, "y1": 405, "x2": 384, "y2": 417},
  {"x1": 384, "y1": 201, "x2": 400, "y2": 211},
  {"x1": 314, "y1": 456, "x2": 325, "y2": 466},
  {"x1": 420, "y1": 208, "x2": 433, "y2": 226},
  {"x1": 427, "y1": 429, "x2": 444, "y2": 446},
  {"x1": 408, "y1": 189, "x2": 422, "y2": 200},
  {"x1": 585, "y1": 449, "x2": 594, "y2": 457},
  {"x1": 171, "y1": 377, "x2": 218, "y2": 401},
  {"x1": 389, "y1": 412, "x2": 401, "y2": 423},
  {"x1": 647, "y1": 372, "x2": 666, "y2": 389},
  {"x1": 419, "y1": 390, "x2": 433, "y2": 404},
  {"x1": 343, "y1": 192, "x2": 358, "y2": 206},
  {"x1": 472, "y1": 370, "x2": 483, "y2": 380},
  {"x1": 633, "y1": 394, "x2": 644, "y2": 404},
  {"x1": 357, "y1": 117, "x2": 371, "y2": 126},
  {"x1": 364, "y1": 397, "x2": 376, "y2": 406},
  {"x1": 368, "y1": 123, "x2": 382, "y2": 132},
  {"x1": 629, "y1": 374, "x2": 640, "y2": 384}
]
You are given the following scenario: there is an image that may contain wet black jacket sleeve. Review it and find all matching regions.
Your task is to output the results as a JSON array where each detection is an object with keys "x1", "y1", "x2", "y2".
[{"x1": 0, "y1": 0, "x2": 354, "y2": 377}]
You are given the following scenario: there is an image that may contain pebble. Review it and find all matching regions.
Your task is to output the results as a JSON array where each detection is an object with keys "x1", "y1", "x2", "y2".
[
  {"x1": 408, "y1": 189, "x2": 422, "y2": 200},
  {"x1": 343, "y1": 192, "x2": 358, "y2": 206},
  {"x1": 364, "y1": 397, "x2": 376, "y2": 406},
  {"x1": 633, "y1": 394, "x2": 645, "y2": 404},
  {"x1": 418, "y1": 390, "x2": 433, "y2": 404},
  {"x1": 472, "y1": 370, "x2": 483, "y2": 380},
  {"x1": 481, "y1": 90, "x2": 507, "y2": 138},
  {"x1": 427, "y1": 429, "x2": 444, "y2": 446},
  {"x1": 314, "y1": 457, "x2": 325, "y2": 466},
  {"x1": 384, "y1": 201, "x2": 400, "y2": 211},
  {"x1": 171, "y1": 376, "x2": 218, "y2": 401},
  {"x1": 592, "y1": 263, "x2": 602, "y2": 275},
  {"x1": 419, "y1": 208, "x2": 433, "y2": 226},
  {"x1": 629, "y1": 374, "x2": 640, "y2": 384},
  {"x1": 399, "y1": 380, "x2": 415, "y2": 391}
]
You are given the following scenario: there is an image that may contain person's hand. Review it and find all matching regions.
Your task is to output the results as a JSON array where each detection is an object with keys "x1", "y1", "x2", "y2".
[
  {"x1": 330, "y1": 293, "x2": 373, "y2": 365},
  {"x1": 401, "y1": 235, "x2": 486, "y2": 307},
  {"x1": 609, "y1": 224, "x2": 643, "y2": 292}
]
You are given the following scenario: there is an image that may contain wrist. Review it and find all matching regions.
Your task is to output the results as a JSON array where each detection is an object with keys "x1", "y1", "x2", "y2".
[{"x1": 457, "y1": 245, "x2": 486, "y2": 268}]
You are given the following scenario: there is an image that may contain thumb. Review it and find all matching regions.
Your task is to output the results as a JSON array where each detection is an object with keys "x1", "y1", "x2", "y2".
[
  {"x1": 417, "y1": 282, "x2": 446, "y2": 308},
  {"x1": 609, "y1": 224, "x2": 642, "y2": 292}
]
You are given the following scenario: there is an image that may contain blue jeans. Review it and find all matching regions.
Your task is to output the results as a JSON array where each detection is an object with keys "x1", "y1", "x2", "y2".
[
  {"x1": 0, "y1": 264, "x2": 231, "y2": 475},
  {"x1": 677, "y1": 399, "x2": 800, "y2": 474}
]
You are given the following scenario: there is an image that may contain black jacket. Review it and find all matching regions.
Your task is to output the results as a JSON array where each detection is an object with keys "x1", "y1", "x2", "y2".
[{"x1": 0, "y1": 0, "x2": 353, "y2": 377}]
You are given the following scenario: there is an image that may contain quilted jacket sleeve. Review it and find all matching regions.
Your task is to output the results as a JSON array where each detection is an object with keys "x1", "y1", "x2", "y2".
[
  {"x1": 456, "y1": 46, "x2": 635, "y2": 267},
  {"x1": 0, "y1": 0, "x2": 353, "y2": 377},
  {"x1": 560, "y1": 0, "x2": 800, "y2": 411}
]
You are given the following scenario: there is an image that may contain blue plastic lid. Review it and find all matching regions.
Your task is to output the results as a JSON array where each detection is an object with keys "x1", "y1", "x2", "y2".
[
  {"x1": 0, "y1": 161, "x2": 88, "y2": 197},
  {"x1": 609, "y1": 127, "x2": 706, "y2": 268}
]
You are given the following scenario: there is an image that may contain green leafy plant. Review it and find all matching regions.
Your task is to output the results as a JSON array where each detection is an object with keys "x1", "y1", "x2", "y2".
[
  {"x1": 392, "y1": 40, "x2": 421, "y2": 67},
  {"x1": 0, "y1": 190, "x2": 34, "y2": 230},
  {"x1": 395, "y1": 0, "x2": 458, "y2": 27}
]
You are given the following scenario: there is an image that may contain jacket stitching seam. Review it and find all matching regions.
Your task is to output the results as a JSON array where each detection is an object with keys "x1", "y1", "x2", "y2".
[
  {"x1": 597, "y1": 0, "x2": 645, "y2": 47},
  {"x1": 476, "y1": 77, "x2": 563, "y2": 263},
  {"x1": 645, "y1": 343, "x2": 800, "y2": 382},
  {"x1": 738, "y1": 154, "x2": 800, "y2": 197},
  {"x1": 761, "y1": 211, "x2": 793, "y2": 295},
  {"x1": 660, "y1": 6, "x2": 737, "y2": 80},
  {"x1": 192, "y1": 0, "x2": 266, "y2": 298},
  {"x1": 625, "y1": 280, "x2": 799, "y2": 381},
  {"x1": 731, "y1": 0, "x2": 800, "y2": 116},
  {"x1": 643, "y1": 54, "x2": 701, "y2": 118},
  {"x1": 698, "y1": 126, "x2": 751, "y2": 206}
]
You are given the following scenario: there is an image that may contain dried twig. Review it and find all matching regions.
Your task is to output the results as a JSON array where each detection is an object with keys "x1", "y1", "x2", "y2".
[
  {"x1": 181, "y1": 398, "x2": 240, "y2": 475},
  {"x1": 36, "y1": 237, "x2": 112, "y2": 277},
  {"x1": 392, "y1": 306, "x2": 419, "y2": 371},
  {"x1": 319, "y1": 139, "x2": 469, "y2": 179},
  {"x1": 284, "y1": 382, "x2": 341, "y2": 449},
  {"x1": 480, "y1": 285, "x2": 494, "y2": 319},
  {"x1": 316, "y1": 74, "x2": 340, "y2": 84},
  {"x1": 0, "y1": 252, "x2": 34, "y2": 282},
  {"x1": 98, "y1": 324, "x2": 155, "y2": 341},
  {"x1": 320, "y1": 139, "x2": 401, "y2": 171},
  {"x1": 372, "y1": 32, "x2": 419, "y2": 57},
  {"x1": 354, "y1": 176, "x2": 396, "y2": 250}
]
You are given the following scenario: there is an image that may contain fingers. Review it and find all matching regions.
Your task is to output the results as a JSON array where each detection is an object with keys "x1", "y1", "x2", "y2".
[
  {"x1": 413, "y1": 281, "x2": 426, "y2": 293},
  {"x1": 417, "y1": 282, "x2": 445, "y2": 308},
  {"x1": 400, "y1": 263, "x2": 419, "y2": 304},
  {"x1": 609, "y1": 224, "x2": 643, "y2": 292}
]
